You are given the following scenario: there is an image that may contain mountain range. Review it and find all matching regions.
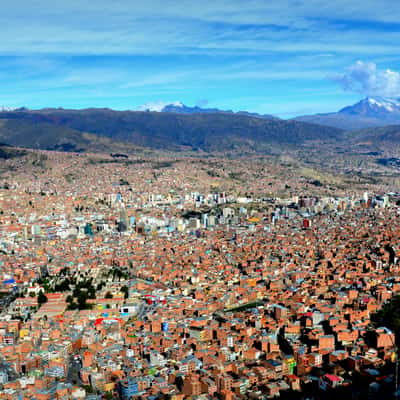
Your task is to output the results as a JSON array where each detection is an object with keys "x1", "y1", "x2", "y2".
[
  {"x1": 140, "y1": 101, "x2": 278, "y2": 120},
  {"x1": 0, "y1": 107, "x2": 341, "y2": 153},
  {"x1": 141, "y1": 97, "x2": 400, "y2": 131},
  {"x1": 0, "y1": 98, "x2": 399, "y2": 155},
  {"x1": 294, "y1": 97, "x2": 400, "y2": 130}
]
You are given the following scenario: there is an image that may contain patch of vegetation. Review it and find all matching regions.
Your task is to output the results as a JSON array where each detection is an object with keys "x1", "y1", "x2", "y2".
[
  {"x1": 106, "y1": 267, "x2": 129, "y2": 281},
  {"x1": 121, "y1": 285, "x2": 129, "y2": 299},
  {"x1": 377, "y1": 158, "x2": 400, "y2": 167},
  {"x1": 31, "y1": 153, "x2": 48, "y2": 168},
  {"x1": 182, "y1": 210, "x2": 202, "y2": 219},
  {"x1": 309, "y1": 179, "x2": 323, "y2": 187},
  {"x1": 225, "y1": 301, "x2": 264, "y2": 313},
  {"x1": 371, "y1": 294, "x2": 400, "y2": 345},
  {"x1": 38, "y1": 290, "x2": 48, "y2": 306},
  {"x1": 206, "y1": 169, "x2": 219, "y2": 177},
  {"x1": 364, "y1": 151, "x2": 381, "y2": 156},
  {"x1": 119, "y1": 178, "x2": 130, "y2": 186},
  {"x1": 51, "y1": 143, "x2": 84, "y2": 152},
  {"x1": 228, "y1": 172, "x2": 244, "y2": 181},
  {"x1": 64, "y1": 173, "x2": 76, "y2": 183},
  {"x1": 0, "y1": 146, "x2": 27, "y2": 159},
  {"x1": 152, "y1": 161, "x2": 174, "y2": 169},
  {"x1": 88, "y1": 158, "x2": 147, "y2": 165},
  {"x1": 110, "y1": 153, "x2": 128, "y2": 158}
]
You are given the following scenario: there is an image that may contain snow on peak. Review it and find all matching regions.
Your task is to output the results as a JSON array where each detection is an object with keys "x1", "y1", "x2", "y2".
[
  {"x1": 137, "y1": 101, "x2": 184, "y2": 112},
  {"x1": 166, "y1": 101, "x2": 184, "y2": 108},
  {"x1": 365, "y1": 96, "x2": 400, "y2": 111},
  {"x1": 0, "y1": 106, "x2": 18, "y2": 112}
]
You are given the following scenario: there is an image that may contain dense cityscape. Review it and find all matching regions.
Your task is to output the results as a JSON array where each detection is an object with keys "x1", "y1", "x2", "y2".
[
  {"x1": 2, "y1": 1, "x2": 400, "y2": 399},
  {"x1": 0, "y1": 150, "x2": 397, "y2": 399}
]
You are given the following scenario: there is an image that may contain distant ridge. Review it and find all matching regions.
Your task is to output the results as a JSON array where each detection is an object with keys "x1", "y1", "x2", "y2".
[
  {"x1": 138, "y1": 102, "x2": 279, "y2": 120},
  {"x1": 0, "y1": 107, "x2": 341, "y2": 153}
]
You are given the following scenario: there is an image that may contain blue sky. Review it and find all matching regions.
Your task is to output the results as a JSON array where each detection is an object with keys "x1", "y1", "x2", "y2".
[{"x1": 1, "y1": 0, "x2": 400, "y2": 117}]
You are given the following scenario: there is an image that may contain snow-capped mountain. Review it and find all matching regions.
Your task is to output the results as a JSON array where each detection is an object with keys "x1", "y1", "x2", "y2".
[
  {"x1": 294, "y1": 97, "x2": 400, "y2": 130},
  {"x1": 137, "y1": 101, "x2": 184, "y2": 112},
  {"x1": 339, "y1": 97, "x2": 400, "y2": 116},
  {"x1": 0, "y1": 106, "x2": 19, "y2": 112},
  {"x1": 161, "y1": 103, "x2": 224, "y2": 114},
  {"x1": 137, "y1": 102, "x2": 278, "y2": 120}
]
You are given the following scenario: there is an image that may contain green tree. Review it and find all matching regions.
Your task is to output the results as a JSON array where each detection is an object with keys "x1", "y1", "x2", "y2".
[
  {"x1": 372, "y1": 294, "x2": 400, "y2": 345},
  {"x1": 67, "y1": 302, "x2": 78, "y2": 310},
  {"x1": 77, "y1": 292, "x2": 89, "y2": 310},
  {"x1": 82, "y1": 385, "x2": 94, "y2": 394},
  {"x1": 121, "y1": 286, "x2": 129, "y2": 299},
  {"x1": 66, "y1": 295, "x2": 74, "y2": 303},
  {"x1": 37, "y1": 290, "x2": 48, "y2": 306},
  {"x1": 87, "y1": 287, "x2": 96, "y2": 299}
]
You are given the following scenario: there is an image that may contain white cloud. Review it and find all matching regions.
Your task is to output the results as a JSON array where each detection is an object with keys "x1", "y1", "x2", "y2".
[
  {"x1": 335, "y1": 61, "x2": 400, "y2": 97},
  {"x1": 136, "y1": 100, "x2": 183, "y2": 112}
]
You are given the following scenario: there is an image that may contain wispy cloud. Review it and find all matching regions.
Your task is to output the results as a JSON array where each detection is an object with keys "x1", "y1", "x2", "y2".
[
  {"x1": 1, "y1": 1, "x2": 400, "y2": 114},
  {"x1": 1, "y1": 1, "x2": 400, "y2": 55}
]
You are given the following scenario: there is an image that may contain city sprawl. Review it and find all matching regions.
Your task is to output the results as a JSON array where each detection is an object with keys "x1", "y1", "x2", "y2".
[{"x1": 0, "y1": 150, "x2": 398, "y2": 399}]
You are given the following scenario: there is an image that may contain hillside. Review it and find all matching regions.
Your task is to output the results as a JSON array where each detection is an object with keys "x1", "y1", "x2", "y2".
[
  {"x1": 0, "y1": 109, "x2": 343, "y2": 153},
  {"x1": 346, "y1": 125, "x2": 400, "y2": 147},
  {"x1": 294, "y1": 113, "x2": 387, "y2": 131},
  {"x1": 0, "y1": 118, "x2": 144, "y2": 154}
]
